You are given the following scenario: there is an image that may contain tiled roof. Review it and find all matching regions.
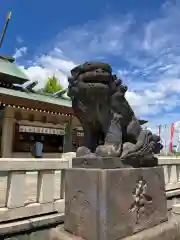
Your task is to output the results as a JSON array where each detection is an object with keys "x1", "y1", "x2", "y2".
[
  {"x1": 0, "y1": 87, "x2": 72, "y2": 108},
  {"x1": 0, "y1": 87, "x2": 148, "y2": 123},
  {"x1": 0, "y1": 57, "x2": 29, "y2": 84},
  {"x1": 139, "y1": 119, "x2": 148, "y2": 125}
]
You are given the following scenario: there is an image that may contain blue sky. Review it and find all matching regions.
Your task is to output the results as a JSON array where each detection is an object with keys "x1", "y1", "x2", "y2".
[{"x1": 1, "y1": 0, "x2": 180, "y2": 143}]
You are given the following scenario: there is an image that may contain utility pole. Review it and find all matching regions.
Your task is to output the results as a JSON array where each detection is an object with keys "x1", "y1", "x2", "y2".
[
  {"x1": 156, "y1": 124, "x2": 161, "y2": 137},
  {"x1": 0, "y1": 12, "x2": 12, "y2": 48},
  {"x1": 164, "y1": 124, "x2": 168, "y2": 156}
]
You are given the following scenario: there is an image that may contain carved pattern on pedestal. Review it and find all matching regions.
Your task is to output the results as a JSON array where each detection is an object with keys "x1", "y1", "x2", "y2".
[
  {"x1": 67, "y1": 190, "x2": 92, "y2": 237},
  {"x1": 129, "y1": 177, "x2": 152, "y2": 223}
]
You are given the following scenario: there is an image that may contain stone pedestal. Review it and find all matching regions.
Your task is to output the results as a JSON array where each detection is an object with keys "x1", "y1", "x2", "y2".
[
  {"x1": 63, "y1": 166, "x2": 168, "y2": 240},
  {"x1": 72, "y1": 156, "x2": 130, "y2": 168}
]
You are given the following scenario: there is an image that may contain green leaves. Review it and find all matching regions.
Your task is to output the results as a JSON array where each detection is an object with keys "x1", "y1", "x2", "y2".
[{"x1": 43, "y1": 75, "x2": 63, "y2": 94}]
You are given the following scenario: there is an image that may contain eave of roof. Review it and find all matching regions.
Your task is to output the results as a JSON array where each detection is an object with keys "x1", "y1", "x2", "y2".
[
  {"x1": 0, "y1": 87, "x2": 149, "y2": 123},
  {"x1": 139, "y1": 119, "x2": 148, "y2": 125},
  {"x1": 0, "y1": 57, "x2": 29, "y2": 84},
  {"x1": 0, "y1": 87, "x2": 72, "y2": 108}
]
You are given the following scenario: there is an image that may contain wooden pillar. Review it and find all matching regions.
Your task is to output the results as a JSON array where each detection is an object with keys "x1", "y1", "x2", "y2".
[
  {"x1": 1, "y1": 116, "x2": 14, "y2": 157},
  {"x1": 63, "y1": 116, "x2": 72, "y2": 153}
]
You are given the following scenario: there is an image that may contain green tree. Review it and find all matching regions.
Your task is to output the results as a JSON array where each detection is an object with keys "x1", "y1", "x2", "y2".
[{"x1": 43, "y1": 75, "x2": 63, "y2": 94}]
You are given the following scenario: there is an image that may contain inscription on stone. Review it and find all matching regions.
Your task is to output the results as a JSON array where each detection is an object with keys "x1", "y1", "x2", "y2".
[
  {"x1": 67, "y1": 190, "x2": 92, "y2": 237},
  {"x1": 129, "y1": 177, "x2": 152, "y2": 223}
]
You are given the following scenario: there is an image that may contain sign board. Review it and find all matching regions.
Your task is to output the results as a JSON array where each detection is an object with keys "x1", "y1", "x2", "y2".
[
  {"x1": 19, "y1": 125, "x2": 65, "y2": 135},
  {"x1": 77, "y1": 131, "x2": 84, "y2": 137}
]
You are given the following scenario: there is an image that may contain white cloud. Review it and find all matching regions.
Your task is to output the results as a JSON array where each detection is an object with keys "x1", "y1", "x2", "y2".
[
  {"x1": 38, "y1": 55, "x2": 76, "y2": 76},
  {"x1": 16, "y1": 36, "x2": 24, "y2": 44},
  {"x1": 17, "y1": 16, "x2": 132, "y2": 89},
  {"x1": 19, "y1": 51, "x2": 76, "y2": 89},
  {"x1": 16, "y1": 16, "x2": 133, "y2": 90},
  {"x1": 15, "y1": 0, "x2": 180, "y2": 135},
  {"x1": 13, "y1": 47, "x2": 27, "y2": 60}
]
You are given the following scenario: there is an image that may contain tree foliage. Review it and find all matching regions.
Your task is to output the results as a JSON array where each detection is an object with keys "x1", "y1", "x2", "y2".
[{"x1": 43, "y1": 75, "x2": 63, "y2": 94}]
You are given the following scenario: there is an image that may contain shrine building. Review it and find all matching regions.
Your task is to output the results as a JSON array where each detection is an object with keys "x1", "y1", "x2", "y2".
[
  {"x1": 0, "y1": 55, "x2": 84, "y2": 158},
  {"x1": 0, "y1": 55, "x2": 147, "y2": 158}
]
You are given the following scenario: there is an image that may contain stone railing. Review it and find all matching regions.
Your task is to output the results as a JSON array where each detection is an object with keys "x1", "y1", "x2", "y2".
[
  {"x1": 61, "y1": 154, "x2": 180, "y2": 197},
  {"x1": 0, "y1": 158, "x2": 69, "y2": 223},
  {"x1": 0, "y1": 156, "x2": 179, "y2": 224},
  {"x1": 158, "y1": 156, "x2": 180, "y2": 198}
]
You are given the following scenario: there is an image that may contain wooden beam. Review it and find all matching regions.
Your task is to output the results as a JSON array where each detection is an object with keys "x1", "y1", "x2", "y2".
[{"x1": 0, "y1": 94, "x2": 73, "y2": 115}]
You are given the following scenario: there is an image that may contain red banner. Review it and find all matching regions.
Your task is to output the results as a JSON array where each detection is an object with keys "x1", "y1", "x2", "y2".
[{"x1": 169, "y1": 123, "x2": 174, "y2": 153}]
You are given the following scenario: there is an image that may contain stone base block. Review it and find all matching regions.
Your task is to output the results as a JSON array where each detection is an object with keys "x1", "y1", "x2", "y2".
[
  {"x1": 64, "y1": 166, "x2": 168, "y2": 240},
  {"x1": 72, "y1": 156, "x2": 158, "y2": 169},
  {"x1": 56, "y1": 217, "x2": 180, "y2": 240},
  {"x1": 72, "y1": 156, "x2": 129, "y2": 168}
]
